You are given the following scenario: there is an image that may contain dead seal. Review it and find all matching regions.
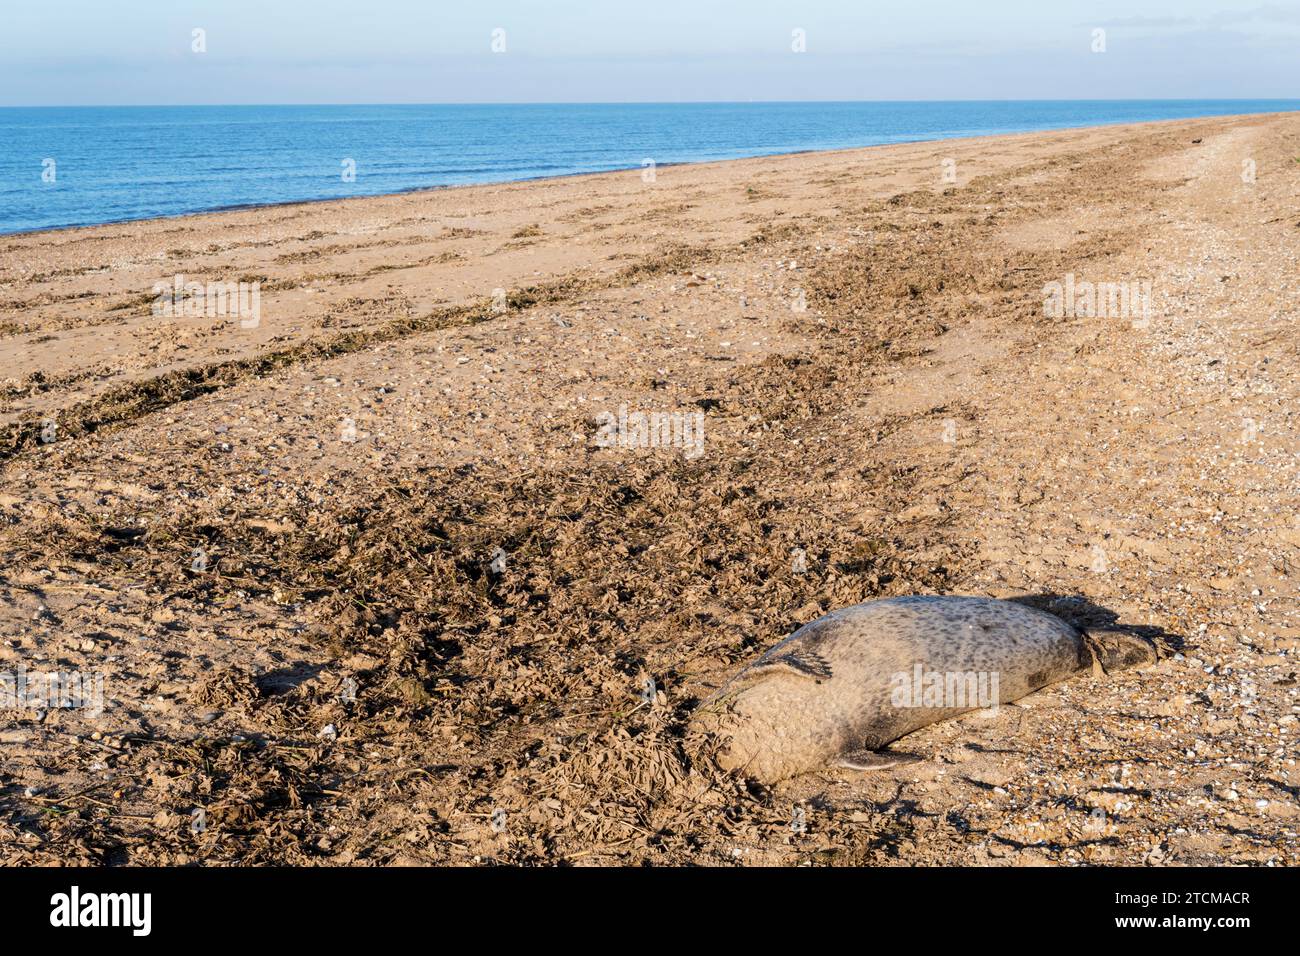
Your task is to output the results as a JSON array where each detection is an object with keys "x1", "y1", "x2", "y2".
[{"x1": 692, "y1": 595, "x2": 1157, "y2": 784}]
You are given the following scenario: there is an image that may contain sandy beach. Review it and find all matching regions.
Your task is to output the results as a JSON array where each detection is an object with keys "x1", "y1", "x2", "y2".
[{"x1": 2, "y1": 111, "x2": 1299, "y2": 865}]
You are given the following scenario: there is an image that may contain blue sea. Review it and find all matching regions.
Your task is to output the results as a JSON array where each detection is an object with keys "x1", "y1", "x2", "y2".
[{"x1": 2, "y1": 100, "x2": 1297, "y2": 236}]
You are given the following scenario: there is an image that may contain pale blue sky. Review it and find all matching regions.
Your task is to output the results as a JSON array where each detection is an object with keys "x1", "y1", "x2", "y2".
[{"x1": 3, "y1": 1, "x2": 1298, "y2": 105}]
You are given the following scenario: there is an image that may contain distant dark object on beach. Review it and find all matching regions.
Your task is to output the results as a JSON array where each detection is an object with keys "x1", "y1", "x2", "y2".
[{"x1": 1192, "y1": 138, "x2": 1203, "y2": 143}]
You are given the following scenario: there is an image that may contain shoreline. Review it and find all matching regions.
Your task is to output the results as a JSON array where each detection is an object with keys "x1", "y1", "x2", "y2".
[{"x1": 5, "y1": 106, "x2": 1298, "y2": 240}]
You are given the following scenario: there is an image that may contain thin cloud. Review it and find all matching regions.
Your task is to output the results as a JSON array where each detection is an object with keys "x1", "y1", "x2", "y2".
[
  {"x1": 1090, "y1": 5, "x2": 1300, "y2": 31},
  {"x1": 1090, "y1": 16, "x2": 1200, "y2": 29},
  {"x1": 1210, "y1": 3, "x2": 1300, "y2": 25}
]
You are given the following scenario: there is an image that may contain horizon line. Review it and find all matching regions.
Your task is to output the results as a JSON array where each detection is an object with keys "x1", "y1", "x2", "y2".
[{"x1": 5, "y1": 96, "x2": 1300, "y2": 110}]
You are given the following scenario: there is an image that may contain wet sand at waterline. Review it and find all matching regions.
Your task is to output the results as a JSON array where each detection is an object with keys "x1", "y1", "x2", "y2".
[{"x1": 2, "y1": 112, "x2": 1298, "y2": 865}]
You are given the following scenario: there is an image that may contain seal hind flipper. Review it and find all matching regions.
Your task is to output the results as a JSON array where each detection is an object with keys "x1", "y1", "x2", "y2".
[
  {"x1": 836, "y1": 749, "x2": 923, "y2": 771},
  {"x1": 1081, "y1": 629, "x2": 1158, "y2": 675}
]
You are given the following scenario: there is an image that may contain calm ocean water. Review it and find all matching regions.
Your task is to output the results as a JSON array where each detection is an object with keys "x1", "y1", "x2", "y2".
[{"x1": 2, "y1": 100, "x2": 1297, "y2": 236}]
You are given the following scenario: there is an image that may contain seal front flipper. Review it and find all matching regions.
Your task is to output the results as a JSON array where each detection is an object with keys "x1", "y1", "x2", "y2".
[
  {"x1": 715, "y1": 650, "x2": 832, "y2": 697},
  {"x1": 698, "y1": 650, "x2": 831, "y2": 712},
  {"x1": 754, "y1": 648, "x2": 833, "y2": 681},
  {"x1": 836, "y1": 748, "x2": 923, "y2": 771}
]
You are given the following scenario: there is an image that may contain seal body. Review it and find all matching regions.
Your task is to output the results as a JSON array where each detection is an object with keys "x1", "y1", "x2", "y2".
[{"x1": 693, "y1": 595, "x2": 1154, "y2": 784}]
